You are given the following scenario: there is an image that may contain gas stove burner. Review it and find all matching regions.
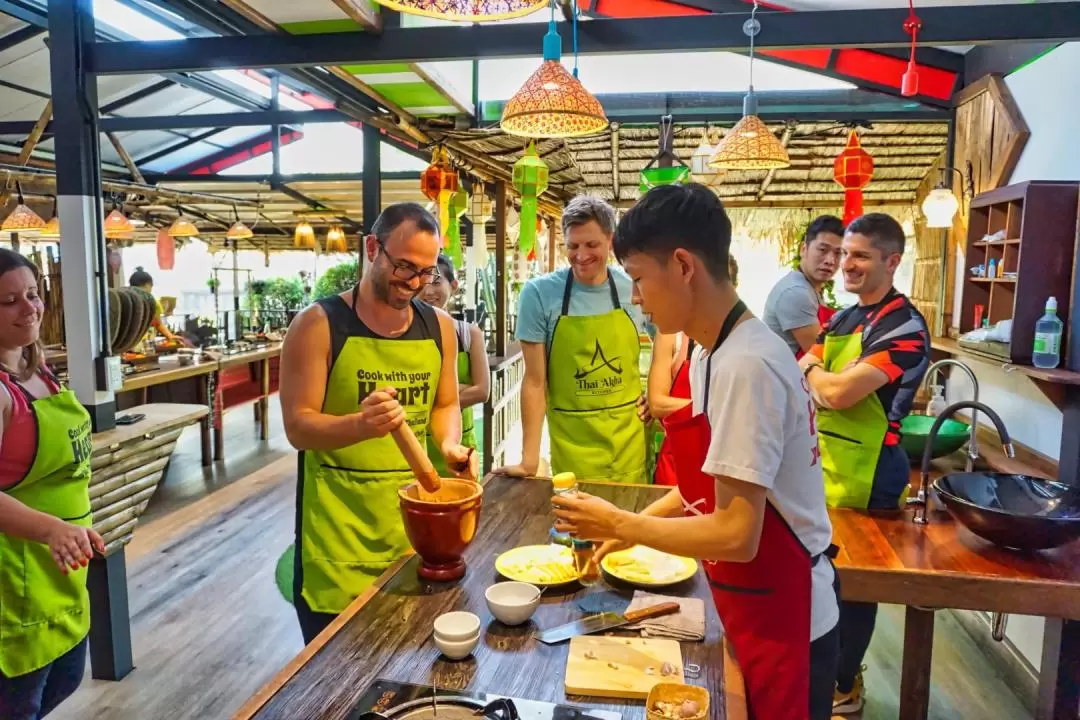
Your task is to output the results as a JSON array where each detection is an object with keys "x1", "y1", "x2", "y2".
[{"x1": 349, "y1": 680, "x2": 620, "y2": 720}]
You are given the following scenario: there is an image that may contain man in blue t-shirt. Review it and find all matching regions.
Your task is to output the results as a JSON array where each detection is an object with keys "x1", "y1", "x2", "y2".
[{"x1": 500, "y1": 195, "x2": 651, "y2": 484}]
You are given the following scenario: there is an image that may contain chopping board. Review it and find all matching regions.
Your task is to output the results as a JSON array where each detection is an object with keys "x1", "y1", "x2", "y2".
[{"x1": 565, "y1": 635, "x2": 685, "y2": 700}]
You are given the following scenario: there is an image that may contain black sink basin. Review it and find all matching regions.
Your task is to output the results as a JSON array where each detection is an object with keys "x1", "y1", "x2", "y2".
[{"x1": 933, "y1": 472, "x2": 1080, "y2": 550}]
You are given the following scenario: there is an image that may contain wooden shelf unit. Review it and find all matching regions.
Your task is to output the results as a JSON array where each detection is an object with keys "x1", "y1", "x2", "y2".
[{"x1": 959, "y1": 181, "x2": 1080, "y2": 367}]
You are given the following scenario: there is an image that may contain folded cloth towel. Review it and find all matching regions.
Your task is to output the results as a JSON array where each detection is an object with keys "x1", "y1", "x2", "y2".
[{"x1": 623, "y1": 591, "x2": 706, "y2": 642}]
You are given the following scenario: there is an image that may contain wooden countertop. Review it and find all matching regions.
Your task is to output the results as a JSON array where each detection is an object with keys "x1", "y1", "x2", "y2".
[
  {"x1": 91, "y1": 403, "x2": 208, "y2": 452},
  {"x1": 832, "y1": 463, "x2": 1080, "y2": 619},
  {"x1": 213, "y1": 343, "x2": 283, "y2": 370},
  {"x1": 236, "y1": 475, "x2": 725, "y2": 720},
  {"x1": 121, "y1": 357, "x2": 217, "y2": 391}
]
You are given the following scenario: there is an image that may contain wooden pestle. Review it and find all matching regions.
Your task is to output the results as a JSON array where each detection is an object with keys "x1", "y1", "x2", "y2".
[{"x1": 391, "y1": 421, "x2": 442, "y2": 494}]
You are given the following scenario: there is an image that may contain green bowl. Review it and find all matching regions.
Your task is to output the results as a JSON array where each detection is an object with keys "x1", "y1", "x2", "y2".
[{"x1": 900, "y1": 415, "x2": 971, "y2": 462}]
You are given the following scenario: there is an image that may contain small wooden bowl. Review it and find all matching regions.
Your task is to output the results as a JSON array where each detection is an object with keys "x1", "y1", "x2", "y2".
[{"x1": 645, "y1": 683, "x2": 709, "y2": 720}]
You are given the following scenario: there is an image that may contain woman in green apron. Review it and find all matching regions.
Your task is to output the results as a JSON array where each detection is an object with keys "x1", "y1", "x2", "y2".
[
  {"x1": 0, "y1": 250, "x2": 103, "y2": 719},
  {"x1": 419, "y1": 255, "x2": 489, "y2": 475}
]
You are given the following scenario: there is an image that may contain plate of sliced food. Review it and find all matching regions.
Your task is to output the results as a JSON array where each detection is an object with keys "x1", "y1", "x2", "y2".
[
  {"x1": 601, "y1": 545, "x2": 698, "y2": 588},
  {"x1": 494, "y1": 544, "x2": 580, "y2": 586}
]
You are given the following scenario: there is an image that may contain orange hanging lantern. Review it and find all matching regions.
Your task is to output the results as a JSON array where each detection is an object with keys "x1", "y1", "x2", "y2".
[
  {"x1": 833, "y1": 129, "x2": 874, "y2": 226},
  {"x1": 421, "y1": 146, "x2": 458, "y2": 246},
  {"x1": 156, "y1": 228, "x2": 176, "y2": 270}
]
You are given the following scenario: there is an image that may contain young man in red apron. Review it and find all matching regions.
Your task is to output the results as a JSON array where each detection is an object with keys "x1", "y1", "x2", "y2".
[{"x1": 553, "y1": 184, "x2": 839, "y2": 720}]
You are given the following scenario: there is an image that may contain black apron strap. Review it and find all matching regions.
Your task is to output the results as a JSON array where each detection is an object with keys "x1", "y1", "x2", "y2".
[
  {"x1": 702, "y1": 299, "x2": 747, "y2": 408},
  {"x1": 560, "y1": 271, "x2": 574, "y2": 316},
  {"x1": 606, "y1": 272, "x2": 621, "y2": 310}
]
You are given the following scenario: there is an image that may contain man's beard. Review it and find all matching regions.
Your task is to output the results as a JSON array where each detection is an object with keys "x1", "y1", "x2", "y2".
[{"x1": 374, "y1": 272, "x2": 416, "y2": 310}]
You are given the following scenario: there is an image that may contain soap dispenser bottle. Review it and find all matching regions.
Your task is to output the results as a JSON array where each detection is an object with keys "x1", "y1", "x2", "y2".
[{"x1": 926, "y1": 385, "x2": 947, "y2": 417}]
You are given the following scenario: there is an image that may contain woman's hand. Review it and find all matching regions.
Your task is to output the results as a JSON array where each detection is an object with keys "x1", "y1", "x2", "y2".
[
  {"x1": 636, "y1": 394, "x2": 652, "y2": 424},
  {"x1": 551, "y1": 491, "x2": 626, "y2": 542},
  {"x1": 42, "y1": 518, "x2": 105, "y2": 574}
]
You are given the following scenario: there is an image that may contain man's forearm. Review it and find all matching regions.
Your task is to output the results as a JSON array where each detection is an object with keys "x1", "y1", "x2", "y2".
[
  {"x1": 458, "y1": 384, "x2": 487, "y2": 407},
  {"x1": 430, "y1": 402, "x2": 463, "y2": 454},
  {"x1": 285, "y1": 411, "x2": 368, "y2": 451},
  {"x1": 615, "y1": 508, "x2": 759, "y2": 563},
  {"x1": 520, "y1": 380, "x2": 546, "y2": 467}
]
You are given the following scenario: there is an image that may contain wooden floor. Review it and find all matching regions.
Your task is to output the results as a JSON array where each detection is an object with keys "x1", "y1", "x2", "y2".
[{"x1": 51, "y1": 398, "x2": 1033, "y2": 720}]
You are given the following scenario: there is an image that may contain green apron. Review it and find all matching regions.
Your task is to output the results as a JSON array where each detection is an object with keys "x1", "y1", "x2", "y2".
[
  {"x1": 816, "y1": 328, "x2": 890, "y2": 509},
  {"x1": 0, "y1": 378, "x2": 93, "y2": 677},
  {"x1": 298, "y1": 294, "x2": 442, "y2": 614},
  {"x1": 428, "y1": 320, "x2": 476, "y2": 476},
  {"x1": 547, "y1": 272, "x2": 647, "y2": 484}
]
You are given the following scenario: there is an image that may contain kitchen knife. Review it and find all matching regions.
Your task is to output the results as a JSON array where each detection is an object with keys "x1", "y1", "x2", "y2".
[{"x1": 535, "y1": 602, "x2": 681, "y2": 644}]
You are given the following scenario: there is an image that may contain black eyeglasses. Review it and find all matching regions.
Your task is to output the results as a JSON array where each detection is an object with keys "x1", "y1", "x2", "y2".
[{"x1": 378, "y1": 240, "x2": 442, "y2": 286}]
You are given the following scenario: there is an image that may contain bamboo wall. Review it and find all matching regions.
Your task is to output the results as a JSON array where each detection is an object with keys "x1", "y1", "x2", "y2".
[{"x1": 911, "y1": 151, "x2": 948, "y2": 335}]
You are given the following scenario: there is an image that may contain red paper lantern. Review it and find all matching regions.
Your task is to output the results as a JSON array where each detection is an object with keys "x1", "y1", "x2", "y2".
[
  {"x1": 833, "y1": 130, "x2": 874, "y2": 226},
  {"x1": 156, "y1": 228, "x2": 176, "y2": 270}
]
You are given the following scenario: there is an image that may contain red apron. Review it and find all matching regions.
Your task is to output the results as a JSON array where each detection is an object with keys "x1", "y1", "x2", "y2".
[
  {"x1": 672, "y1": 301, "x2": 822, "y2": 720},
  {"x1": 795, "y1": 304, "x2": 838, "y2": 361},
  {"x1": 653, "y1": 340, "x2": 695, "y2": 487}
]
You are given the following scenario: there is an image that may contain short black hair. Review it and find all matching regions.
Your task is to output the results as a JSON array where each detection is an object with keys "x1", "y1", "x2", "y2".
[
  {"x1": 129, "y1": 267, "x2": 153, "y2": 287},
  {"x1": 846, "y1": 212, "x2": 906, "y2": 257},
  {"x1": 615, "y1": 183, "x2": 732, "y2": 281},
  {"x1": 804, "y1": 215, "x2": 845, "y2": 246},
  {"x1": 370, "y1": 202, "x2": 440, "y2": 245},
  {"x1": 435, "y1": 253, "x2": 456, "y2": 283}
]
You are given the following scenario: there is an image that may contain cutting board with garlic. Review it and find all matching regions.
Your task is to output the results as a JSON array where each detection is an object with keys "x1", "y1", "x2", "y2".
[{"x1": 564, "y1": 635, "x2": 685, "y2": 699}]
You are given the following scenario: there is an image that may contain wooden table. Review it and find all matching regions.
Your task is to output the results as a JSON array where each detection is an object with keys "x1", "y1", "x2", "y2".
[
  {"x1": 211, "y1": 344, "x2": 282, "y2": 459},
  {"x1": 120, "y1": 358, "x2": 217, "y2": 466},
  {"x1": 87, "y1": 403, "x2": 210, "y2": 683},
  {"x1": 235, "y1": 475, "x2": 728, "y2": 720},
  {"x1": 832, "y1": 464, "x2": 1080, "y2": 720}
]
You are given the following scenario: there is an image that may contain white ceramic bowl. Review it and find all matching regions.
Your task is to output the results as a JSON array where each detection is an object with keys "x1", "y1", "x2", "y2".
[
  {"x1": 434, "y1": 630, "x2": 480, "y2": 660},
  {"x1": 433, "y1": 611, "x2": 481, "y2": 642},
  {"x1": 485, "y1": 581, "x2": 541, "y2": 626}
]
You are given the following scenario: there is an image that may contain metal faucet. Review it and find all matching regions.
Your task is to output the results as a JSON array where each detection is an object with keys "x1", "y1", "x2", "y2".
[
  {"x1": 914, "y1": 400, "x2": 1014, "y2": 525},
  {"x1": 921, "y1": 359, "x2": 981, "y2": 472}
]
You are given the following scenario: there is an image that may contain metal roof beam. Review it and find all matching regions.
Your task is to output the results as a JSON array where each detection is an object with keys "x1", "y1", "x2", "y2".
[
  {"x1": 144, "y1": 171, "x2": 420, "y2": 183},
  {"x1": 90, "y1": 4, "x2": 1080, "y2": 75},
  {"x1": 0, "y1": 24, "x2": 45, "y2": 52},
  {"x1": 99, "y1": 107, "x2": 348, "y2": 132},
  {"x1": 133, "y1": 127, "x2": 225, "y2": 165},
  {"x1": 0, "y1": 0, "x2": 47, "y2": 27}
]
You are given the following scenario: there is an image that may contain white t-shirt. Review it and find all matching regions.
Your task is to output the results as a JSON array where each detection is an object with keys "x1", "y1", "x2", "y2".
[{"x1": 689, "y1": 317, "x2": 838, "y2": 641}]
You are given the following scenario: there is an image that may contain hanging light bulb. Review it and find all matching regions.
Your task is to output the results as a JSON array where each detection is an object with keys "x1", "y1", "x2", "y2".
[
  {"x1": 690, "y1": 125, "x2": 720, "y2": 178},
  {"x1": 709, "y1": 3, "x2": 790, "y2": 171},
  {"x1": 325, "y1": 225, "x2": 347, "y2": 253},
  {"x1": 168, "y1": 207, "x2": 199, "y2": 238},
  {"x1": 294, "y1": 220, "x2": 316, "y2": 250},
  {"x1": 922, "y1": 187, "x2": 959, "y2": 228},
  {"x1": 501, "y1": 3, "x2": 607, "y2": 139},
  {"x1": 38, "y1": 196, "x2": 60, "y2": 238},
  {"x1": 2, "y1": 182, "x2": 45, "y2": 232}
]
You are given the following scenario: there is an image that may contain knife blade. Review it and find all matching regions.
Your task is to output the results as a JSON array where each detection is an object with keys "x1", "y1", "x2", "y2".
[{"x1": 535, "y1": 601, "x2": 681, "y2": 644}]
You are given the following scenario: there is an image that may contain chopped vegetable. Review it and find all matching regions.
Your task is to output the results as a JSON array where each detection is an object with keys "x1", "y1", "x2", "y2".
[
  {"x1": 660, "y1": 662, "x2": 677, "y2": 677},
  {"x1": 584, "y1": 650, "x2": 597, "y2": 660}
]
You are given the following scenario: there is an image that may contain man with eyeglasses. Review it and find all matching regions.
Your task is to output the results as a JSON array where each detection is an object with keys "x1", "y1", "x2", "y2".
[{"x1": 279, "y1": 202, "x2": 479, "y2": 643}]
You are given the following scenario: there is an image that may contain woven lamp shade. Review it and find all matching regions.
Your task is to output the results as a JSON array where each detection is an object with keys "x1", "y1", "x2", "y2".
[
  {"x1": 502, "y1": 61, "x2": 608, "y2": 139},
  {"x1": 709, "y1": 115, "x2": 790, "y2": 171},
  {"x1": 38, "y1": 215, "x2": 61, "y2": 238},
  {"x1": 168, "y1": 215, "x2": 199, "y2": 238},
  {"x1": 226, "y1": 221, "x2": 254, "y2": 240},
  {"x1": 294, "y1": 221, "x2": 316, "y2": 250},
  {"x1": 325, "y1": 225, "x2": 347, "y2": 254},
  {"x1": 103, "y1": 209, "x2": 135, "y2": 239},
  {"x1": 2, "y1": 203, "x2": 45, "y2": 232},
  {"x1": 371, "y1": 0, "x2": 545, "y2": 21}
]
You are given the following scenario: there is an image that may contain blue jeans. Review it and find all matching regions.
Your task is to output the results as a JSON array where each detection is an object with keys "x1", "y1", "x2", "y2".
[{"x1": 0, "y1": 636, "x2": 87, "y2": 720}]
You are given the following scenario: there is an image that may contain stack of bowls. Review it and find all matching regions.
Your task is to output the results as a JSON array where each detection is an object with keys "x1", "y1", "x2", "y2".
[{"x1": 432, "y1": 611, "x2": 480, "y2": 660}]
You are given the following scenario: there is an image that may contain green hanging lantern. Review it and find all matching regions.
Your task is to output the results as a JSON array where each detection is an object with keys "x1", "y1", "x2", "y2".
[
  {"x1": 638, "y1": 115, "x2": 692, "y2": 193},
  {"x1": 512, "y1": 141, "x2": 549, "y2": 258},
  {"x1": 639, "y1": 166, "x2": 690, "y2": 192},
  {"x1": 446, "y1": 184, "x2": 468, "y2": 268}
]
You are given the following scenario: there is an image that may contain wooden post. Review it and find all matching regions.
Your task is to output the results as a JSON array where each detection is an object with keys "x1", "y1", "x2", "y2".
[{"x1": 494, "y1": 181, "x2": 508, "y2": 357}]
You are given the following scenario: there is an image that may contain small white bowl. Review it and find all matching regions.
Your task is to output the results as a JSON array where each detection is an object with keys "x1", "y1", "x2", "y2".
[
  {"x1": 433, "y1": 611, "x2": 480, "y2": 642},
  {"x1": 485, "y1": 581, "x2": 541, "y2": 626},
  {"x1": 434, "y1": 630, "x2": 480, "y2": 660}
]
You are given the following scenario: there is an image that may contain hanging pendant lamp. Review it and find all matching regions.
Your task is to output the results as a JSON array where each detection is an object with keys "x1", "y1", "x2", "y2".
[
  {"x1": 168, "y1": 207, "x2": 199, "y2": 238},
  {"x1": 294, "y1": 220, "x2": 316, "y2": 250},
  {"x1": 501, "y1": 4, "x2": 607, "y2": 139},
  {"x1": 325, "y1": 225, "x2": 347, "y2": 253},
  {"x1": 709, "y1": 2, "x2": 790, "y2": 171},
  {"x1": 103, "y1": 207, "x2": 135, "y2": 239},
  {"x1": 370, "y1": 0, "x2": 545, "y2": 21},
  {"x1": 2, "y1": 183, "x2": 45, "y2": 232},
  {"x1": 39, "y1": 197, "x2": 61, "y2": 238}
]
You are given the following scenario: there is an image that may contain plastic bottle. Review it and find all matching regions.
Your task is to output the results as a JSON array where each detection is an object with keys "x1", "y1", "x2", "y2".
[
  {"x1": 1033, "y1": 297, "x2": 1064, "y2": 369},
  {"x1": 550, "y1": 472, "x2": 578, "y2": 546},
  {"x1": 926, "y1": 385, "x2": 947, "y2": 417},
  {"x1": 987, "y1": 258, "x2": 997, "y2": 279}
]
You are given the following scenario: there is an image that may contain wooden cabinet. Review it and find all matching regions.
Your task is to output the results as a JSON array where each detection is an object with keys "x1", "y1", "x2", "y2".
[{"x1": 958, "y1": 181, "x2": 1080, "y2": 366}]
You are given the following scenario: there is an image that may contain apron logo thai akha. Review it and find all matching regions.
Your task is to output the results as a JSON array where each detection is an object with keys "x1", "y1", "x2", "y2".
[{"x1": 573, "y1": 339, "x2": 624, "y2": 396}]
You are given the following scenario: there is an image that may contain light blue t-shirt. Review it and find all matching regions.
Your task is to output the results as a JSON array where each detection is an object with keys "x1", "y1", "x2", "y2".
[{"x1": 515, "y1": 266, "x2": 648, "y2": 348}]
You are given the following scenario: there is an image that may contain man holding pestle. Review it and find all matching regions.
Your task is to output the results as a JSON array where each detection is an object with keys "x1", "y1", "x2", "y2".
[{"x1": 280, "y1": 202, "x2": 478, "y2": 644}]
